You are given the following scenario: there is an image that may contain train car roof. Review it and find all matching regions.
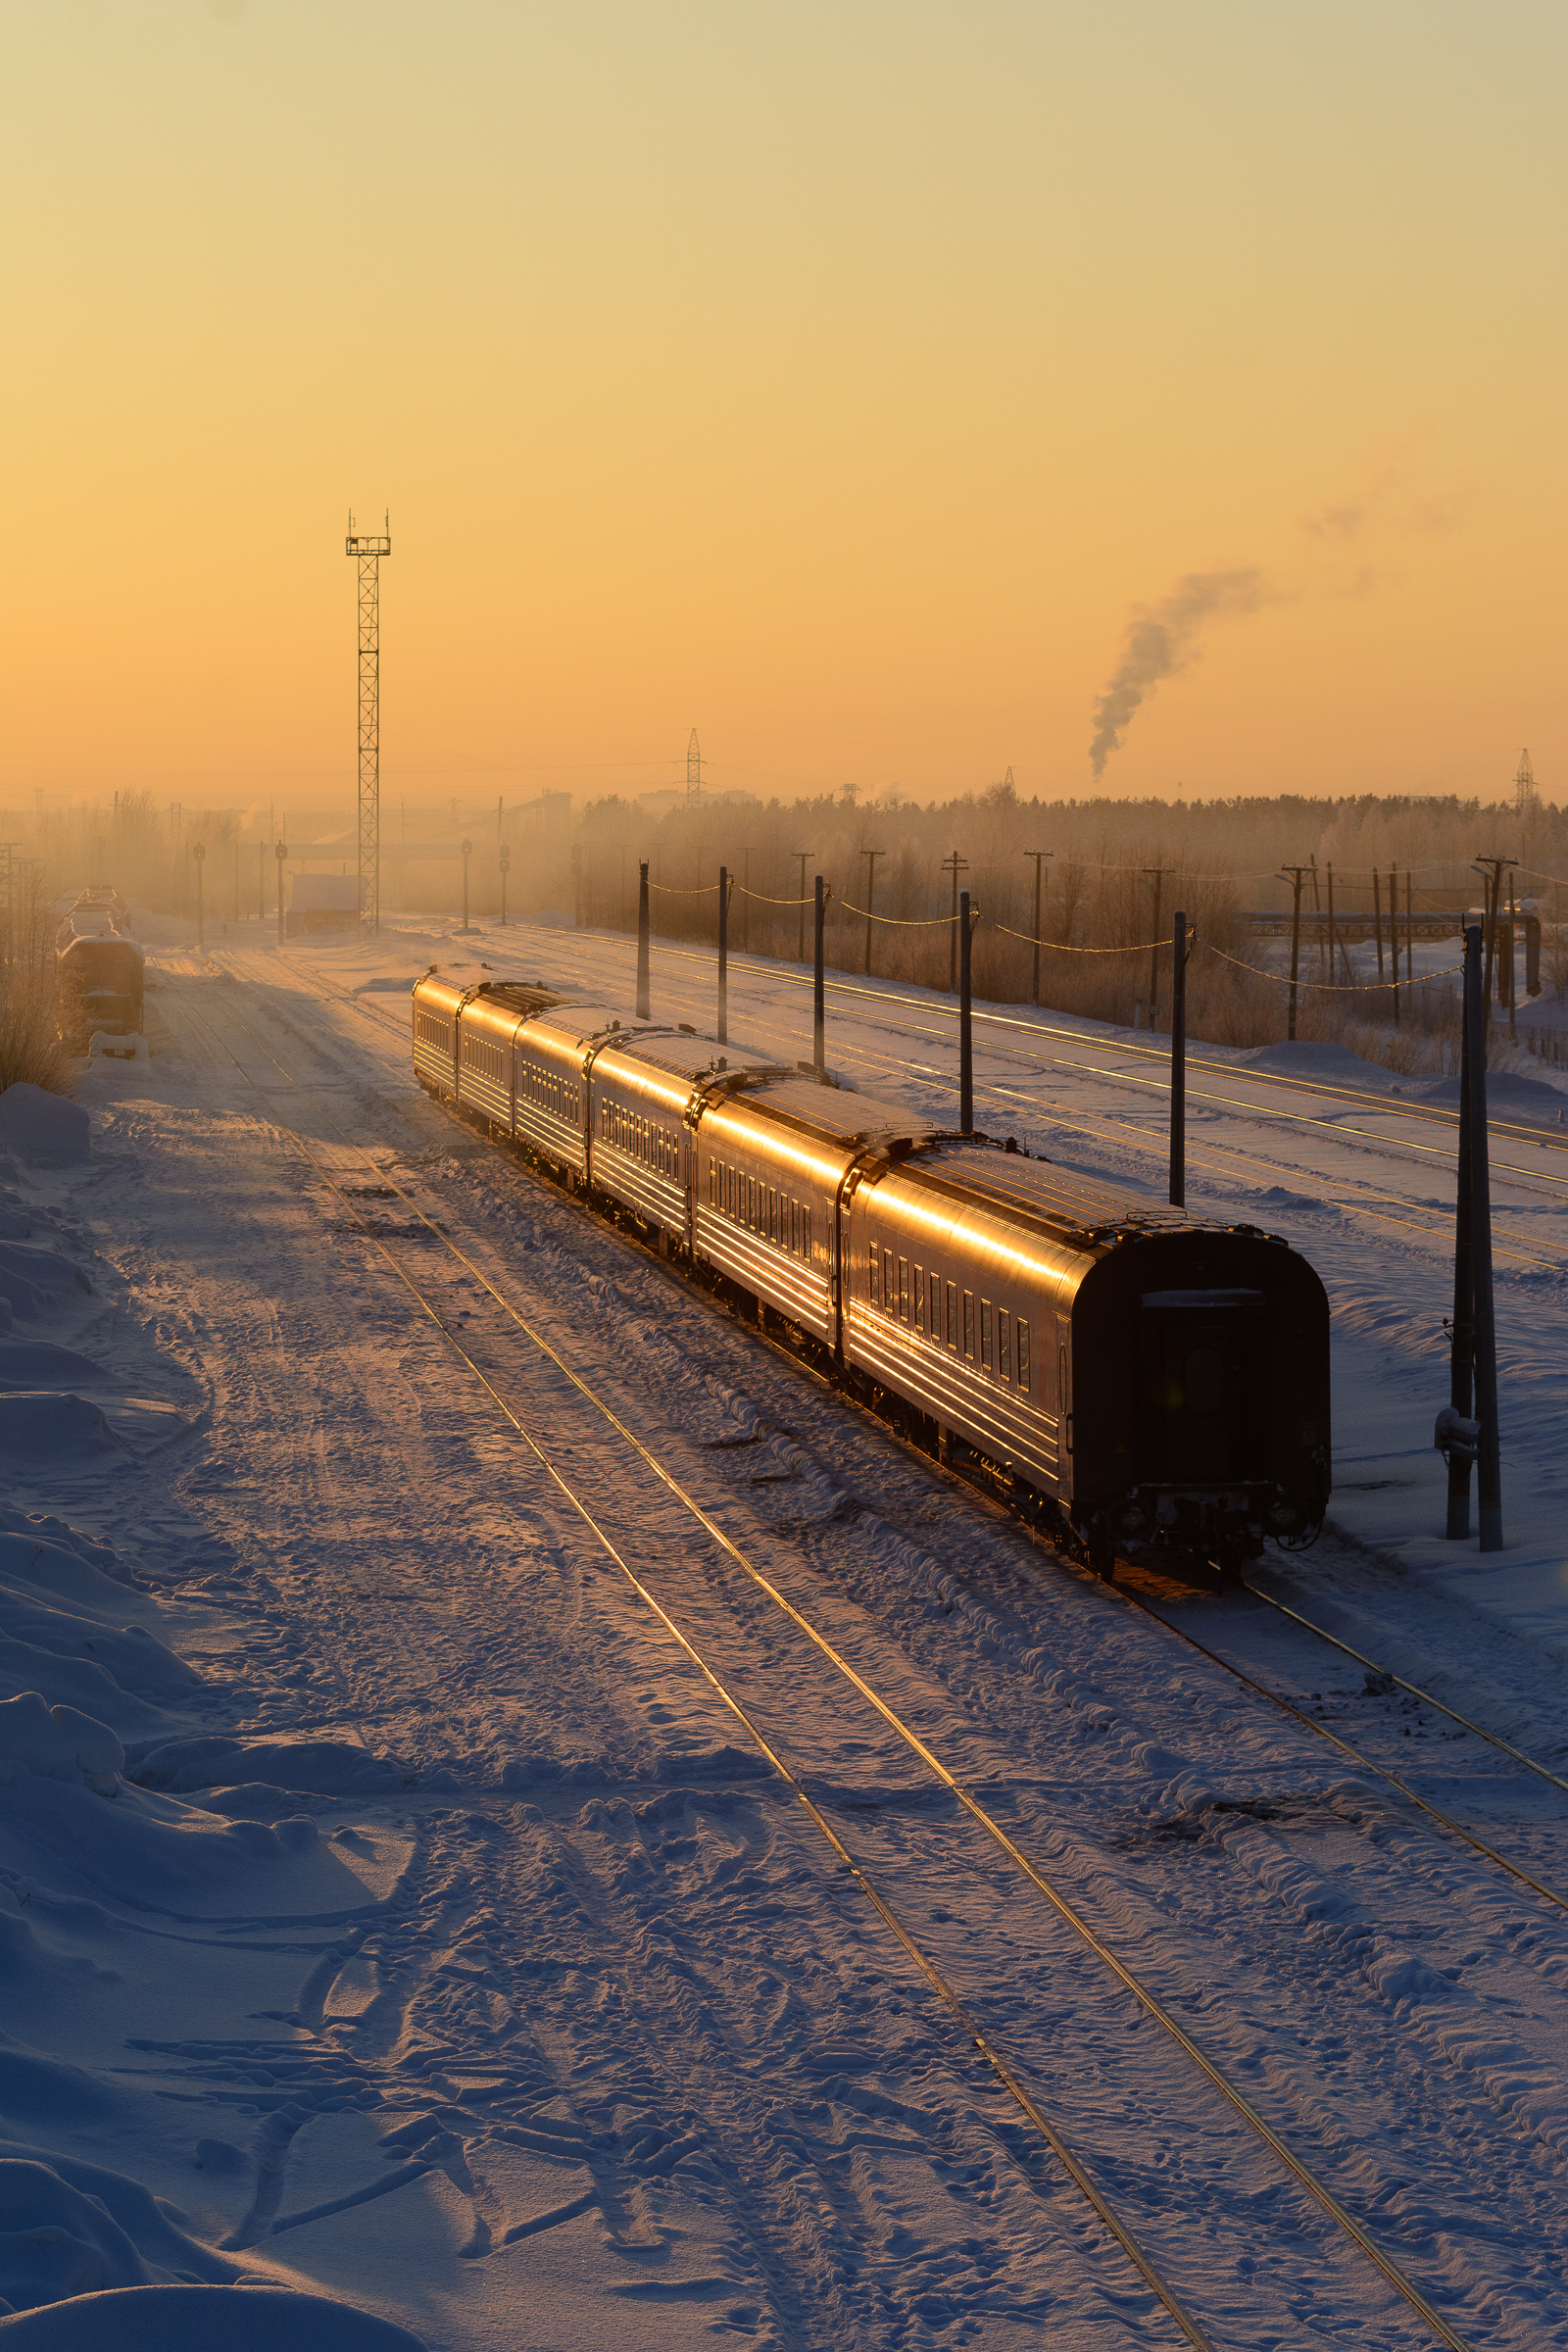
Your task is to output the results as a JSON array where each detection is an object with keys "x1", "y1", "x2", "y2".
[
  {"x1": 728, "y1": 1077, "x2": 943, "y2": 1154},
  {"x1": 908, "y1": 1139, "x2": 1246, "y2": 1247},
  {"x1": 605, "y1": 1032, "x2": 785, "y2": 1084},
  {"x1": 523, "y1": 1004, "x2": 653, "y2": 1049}
]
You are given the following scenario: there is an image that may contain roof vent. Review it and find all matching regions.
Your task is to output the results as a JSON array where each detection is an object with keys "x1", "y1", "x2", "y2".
[
  {"x1": 716, "y1": 1056, "x2": 727, "y2": 1071},
  {"x1": 678, "y1": 1022, "x2": 696, "y2": 1035}
]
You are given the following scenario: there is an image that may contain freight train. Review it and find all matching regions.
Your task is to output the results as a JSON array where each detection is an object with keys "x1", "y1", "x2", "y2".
[{"x1": 412, "y1": 972, "x2": 1331, "y2": 1579}]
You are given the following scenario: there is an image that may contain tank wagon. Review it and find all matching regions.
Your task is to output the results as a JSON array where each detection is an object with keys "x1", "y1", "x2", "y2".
[
  {"x1": 55, "y1": 890, "x2": 144, "y2": 1054},
  {"x1": 412, "y1": 973, "x2": 1330, "y2": 1579}
]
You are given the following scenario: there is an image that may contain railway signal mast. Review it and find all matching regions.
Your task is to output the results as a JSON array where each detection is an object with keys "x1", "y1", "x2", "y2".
[{"x1": 346, "y1": 511, "x2": 391, "y2": 938}]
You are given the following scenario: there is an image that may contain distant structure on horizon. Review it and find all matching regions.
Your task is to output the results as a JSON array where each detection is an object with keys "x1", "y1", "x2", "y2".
[
  {"x1": 1515, "y1": 747, "x2": 1538, "y2": 817},
  {"x1": 687, "y1": 728, "x2": 703, "y2": 808},
  {"x1": 346, "y1": 509, "x2": 391, "y2": 938}
]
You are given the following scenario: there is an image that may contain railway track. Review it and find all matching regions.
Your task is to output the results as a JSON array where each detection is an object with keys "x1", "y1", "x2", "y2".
[{"x1": 165, "y1": 956, "x2": 1568, "y2": 2345}]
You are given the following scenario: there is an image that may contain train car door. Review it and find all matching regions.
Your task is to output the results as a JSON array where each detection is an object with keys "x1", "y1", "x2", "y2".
[{"x1": 1137, "y1": 1289, "x2": 1266, "y2": 1484}]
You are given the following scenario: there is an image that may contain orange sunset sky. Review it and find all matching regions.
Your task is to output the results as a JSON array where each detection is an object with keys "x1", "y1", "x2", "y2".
[{"x1": 5, "y1": 2, "x2": 1564, "y2": 806}]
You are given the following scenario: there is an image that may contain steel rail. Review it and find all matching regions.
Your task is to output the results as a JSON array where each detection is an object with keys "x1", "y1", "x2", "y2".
[
  {"x1": 1240, "y1": 1581, "x2": 1568, "y2": 1800},
  {"x1": 1113, "y1": 1589, "x2": 1568, "y2": 1919},
  {"x1": 166, "y1": 980, "x2": 1216, "y2": 2350},
  {"x1": 186, "y1": 967, "x2": 1479, "y2": 2352}
]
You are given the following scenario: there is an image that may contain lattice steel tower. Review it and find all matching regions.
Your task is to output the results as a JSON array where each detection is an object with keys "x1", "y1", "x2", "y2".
[
  {"x1": 346, "y1": 511, "x2": 391, "y2": 935},
  {"x1": 687, "y1": 728, "x2": 703, "y2": 807}
]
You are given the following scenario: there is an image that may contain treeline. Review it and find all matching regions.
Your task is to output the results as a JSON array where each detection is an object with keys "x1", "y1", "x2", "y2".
[{"x1": 570, "y1": 785, "x2": 1564, "y2": 1065}]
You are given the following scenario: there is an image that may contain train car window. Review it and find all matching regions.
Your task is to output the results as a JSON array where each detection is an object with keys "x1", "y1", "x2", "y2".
[
  {"x1": 768, "y1": 1189, "x2": 777, "y2": 1243},
  {"x1": 898, "y1": 1257, "x2": 908, "y2": 1322},
  {"x1": 882, "y1": 1250, "x2": 894, "y2": 1312},
  {"x1": 803, "y1": 1205, "x2": 811, "y2": 1263},
  {"x1": 913, "y1": 1266, "x2": 925, "y2": 1335},
  {"x1": 999, "y1": 1310, "x2": 1011, "y2": 1382},
  {"x1": 869, "y1": 1244, "x2": 879, "y2": 1305},
  {"x1": 981, "y1": 1299, "x2": 992, "y2": 1370},
  {"x1": 946, "y1": 1281, "x2": 957, "y2": 1349},
  {"x1": 1017, "y1": 1318, "x2": 1031, "y2": 1392},
  {"x1": 962, "y1": 1292, "x2": 975, "y2": 1359},
  {"x1": 789, "y1": 1199, "x2": 798, "y2": 1253}
]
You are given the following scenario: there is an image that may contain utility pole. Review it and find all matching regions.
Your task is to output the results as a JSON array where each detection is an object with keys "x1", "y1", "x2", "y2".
[
  {"x1": 345, "y1": 510, "x2": 390, "y2": 938},
  {"x1": 1143, "y1": 867, "x2": 1173, "y2": 1026},
  {"x1": 193, "y1": 843, "x2": 206, "y2": 951},
  {"x1": 1023, "y1": 850, "x2": 1051, "y2": 1008},
  {"x1": 1278, "y1": 867, "x2": 1308, "y2": 1042},
  {"x1": 275, "y1": 840, "x2": 288, "y2": 950},
  {"x1": 1325, "y1": 861, "x2": 1342, "y2": 985},
  {"x1": 1169, "y1": 911, "x2": 1188, "y2": 1206},
  {"x1": 812, "y1": 876, "x2": 826, "y2": 1074},
  {"x1": 1310, "y1": 854, "x2": 1324, "y2": 980},
  {"x1": 1372, "y1": 867, "x2": 1385, "y2": 982},
  {"x1": 1446, "y1": 926, "x2": 1477, "y2": 1539},
  {"x1": 717, "y1": 864, "x2": 729, "y2": 1046},
  {"x1": 793, "y1": 852, "x2": 812, "y2": 963},
  {"x1": 636, "y1": 862, "x2": 651, "y2": 1019},
  {"x1": 958, "y1": 891, "x2": 974, "y2": 1134},
  {"x1": 942, "y1": 851, "x2": 968, "y2": 992},
  {"x1": 859, "y1": 848, "x2": 884, "y2": 976},
  {"x1": 741, "y1": 848, "x2": 756, "y2": 955},
  {"x1": 1466, "y1": 926, "x2": 1502, "y2": 1551},
  {"x1": 1473, "y1": 856, "x2": 1517, "y2": 1030},
  {"x1": 1505, "y1": 873, "x2": 1518, "y2": 1041},
  {"x1": 499, "y1": 844, "x2": 510, "y2": 927}
]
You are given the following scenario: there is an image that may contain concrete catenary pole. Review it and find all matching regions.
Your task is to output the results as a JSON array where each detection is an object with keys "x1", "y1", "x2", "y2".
[
  {"x1": 1169, "y1": 911, "x2": 1187, "y2": 1206},
  {"x1": 636, "y1": 862, "x2": 651, "y2": 1020},
  {"x1": 1467, "y1": 924, "x2": 1503, "y2": 1551},
  {"x1": 812, "y1": 876, "x2": 826, "y2": 1075},
  {"x1": 959, "y1": 890, "x2": 974, "y2": 1135}
]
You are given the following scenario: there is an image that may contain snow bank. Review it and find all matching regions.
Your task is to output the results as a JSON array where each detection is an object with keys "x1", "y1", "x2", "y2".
[
  {"x1": 0, "y1": 1693, "x2": 122, "y2": 1792},
  {"x1": 0, "y1": 1397, "x2": 123, "y2": 1463},
  {"x1": 0, "y1": 1091, "x2": 89, "y2": 1171},
  {"x1": 1416, "y1": 1067, "x2": 1568, "y2": 1121},
  {"x1": 130, "y1": 1736, "x2": 411, "y2": 1798},
  {"x1": 0, "y1": 2150, "x2": 424, "y2": 2340},
  {"x1": 1238, "y1": 1039, "x2": 1389, "y2": 1084},
  {"x1": 0, "y1": 2282, "x2": 426, "y2": 2345},
  {"x1": 0, "y1": 1346, "x2": 106, "y2": 1392}
]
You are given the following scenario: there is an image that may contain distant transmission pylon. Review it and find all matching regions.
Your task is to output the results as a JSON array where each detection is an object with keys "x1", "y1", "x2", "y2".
[
  {"x1": 346, "y1": 510, "x2": 391, "y2": 936},
  {"x1": 687, "y1": 728, "x2": 702, "y2": 808},
  {"x1": 1515, "y1": 746, "x2": 1538, "y2": 818}
]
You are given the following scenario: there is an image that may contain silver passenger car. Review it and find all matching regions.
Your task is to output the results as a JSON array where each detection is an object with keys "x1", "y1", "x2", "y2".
[
  {"x1": 695, "y1": 1080, "x2": 924, "y2": 1348},
  {"x1": 588, "y1": 1033, "x2": 782, "y2": 1248}
]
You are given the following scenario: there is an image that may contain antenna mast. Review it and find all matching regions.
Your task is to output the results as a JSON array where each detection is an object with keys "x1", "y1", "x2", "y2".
[
  {"x1": 1515, "y1": 747, "x2": 1538, "y2": 819},
  {"x1": 346, "y1": 509, "x2": 392, "y2": 937}
]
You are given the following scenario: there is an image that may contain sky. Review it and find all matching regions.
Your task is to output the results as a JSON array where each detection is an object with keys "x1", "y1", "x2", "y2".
[{"x1": 3, "y1": 1, "x2": 1564, "y2": 807}]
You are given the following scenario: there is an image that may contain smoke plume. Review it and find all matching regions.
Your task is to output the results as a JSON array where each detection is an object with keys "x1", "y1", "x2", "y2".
[{"x1": 1088, "y1": 566, "x2": 1270, "y2": 778}]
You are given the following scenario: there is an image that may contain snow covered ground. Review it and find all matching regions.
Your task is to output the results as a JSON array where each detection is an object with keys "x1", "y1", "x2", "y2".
[{"x1": 2, "y1": 906, "x2": 1567, "y2": 2347}]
